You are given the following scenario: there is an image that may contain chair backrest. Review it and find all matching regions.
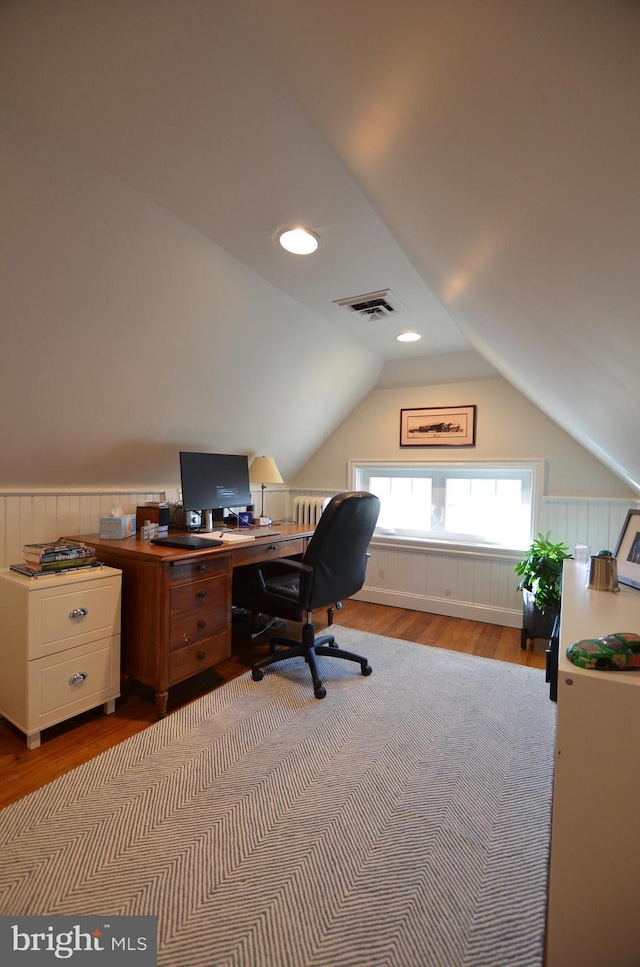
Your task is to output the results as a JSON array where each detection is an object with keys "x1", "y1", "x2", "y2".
[{"x1": 299, "y1": 491, "x2": 380, "y2": 610}]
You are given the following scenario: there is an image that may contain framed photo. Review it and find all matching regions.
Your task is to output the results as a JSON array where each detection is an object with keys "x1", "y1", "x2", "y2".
[
  {"x1": 400, "y1": 405, "x2": 477, "y2": 448},
  {"x1": 614, "y1": 509, "x2": 640, "y2": 590}
]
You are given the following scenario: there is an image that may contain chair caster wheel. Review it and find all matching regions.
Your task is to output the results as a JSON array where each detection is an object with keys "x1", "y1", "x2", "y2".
[
  {"x1": 361, "y1": 663, "x2": 372, "y2": 676},
  {"x1": 314, "y1": 685, "x2": 327, "y2": 699},
  {"x1": 251, "y1": 668, "x2": 264, "y2": 681}
]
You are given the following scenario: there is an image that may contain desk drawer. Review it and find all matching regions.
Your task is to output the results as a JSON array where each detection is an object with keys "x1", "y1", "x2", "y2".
[
  {"x1": 169, "y1": 632, "x2": 229, "y2": 683},
  {"x1": 170, "y1": 576, "x2": 227, "y2": 650},
  {"x1": 231, "y1": 537, "x2": 307, "y2": 568},
  {"x1": 169, "y1": 553, "x2": 229, "y2": 585}
]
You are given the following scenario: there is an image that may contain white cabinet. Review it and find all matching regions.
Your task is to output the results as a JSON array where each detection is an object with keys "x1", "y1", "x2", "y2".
[
  {"x1": 0, "y1": 566, "x2": 122, "y2": 749},
  {"x1": 547, "y1": 561, "x2": 640, "y2": 966}
]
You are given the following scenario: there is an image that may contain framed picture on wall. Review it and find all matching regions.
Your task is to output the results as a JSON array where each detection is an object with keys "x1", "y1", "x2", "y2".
[
  {"x1": 400, "y1": 405, "x2": 477, "y2": 448},
  {"x1": 614, "y1": 508, "x2": 640, "y2": 590}
]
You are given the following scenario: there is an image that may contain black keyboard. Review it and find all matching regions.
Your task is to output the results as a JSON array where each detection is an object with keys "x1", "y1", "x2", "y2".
[{"x1": 151, "y1": 535, "x2": 223, "y2": 550}]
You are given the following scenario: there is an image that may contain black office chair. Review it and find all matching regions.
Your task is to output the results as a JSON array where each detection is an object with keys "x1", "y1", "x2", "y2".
[{"x1": 232, "y1": 491, "x2": 380, "y2": 699}]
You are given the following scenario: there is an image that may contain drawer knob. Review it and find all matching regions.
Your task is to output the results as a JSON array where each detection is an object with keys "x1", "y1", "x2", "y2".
[
  {"x1": 197, "y1": 651, "x2": 206, "y2": 660},
  {"x1": 69, "y1": 672, "x2": 87, "y2": 685},
  {"x1": 199, "y1": 564, "x2": 207, "y2": 572},
  {"x1": 198, "y1": 589, "x2": 207, "y2": 598},
  {"x1": 69, "y1": 607, "x2": 88, "y2": 619},
  {"x1": 197, "y1": 619, "x2": 207, "y2": 629}
]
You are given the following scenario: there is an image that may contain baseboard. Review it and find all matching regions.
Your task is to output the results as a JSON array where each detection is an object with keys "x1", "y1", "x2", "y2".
[{"x1": 353, "y1": 587, "x2": 522, "y2": 628}]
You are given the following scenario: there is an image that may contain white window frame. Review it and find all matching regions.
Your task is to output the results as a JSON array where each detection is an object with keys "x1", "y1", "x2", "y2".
[{"x1": 349, "y1": 459, "x2": 545, "y2": 555}]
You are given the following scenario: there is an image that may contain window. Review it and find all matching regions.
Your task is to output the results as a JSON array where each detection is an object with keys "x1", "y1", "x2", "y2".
[{"x1": 351, "y1": 461, "x2": 541, "y2": 550}]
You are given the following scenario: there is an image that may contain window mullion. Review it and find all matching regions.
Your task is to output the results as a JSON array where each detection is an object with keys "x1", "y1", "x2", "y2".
[{"x1": 432, "y1": 474, "x2": 445, "y2": 533}]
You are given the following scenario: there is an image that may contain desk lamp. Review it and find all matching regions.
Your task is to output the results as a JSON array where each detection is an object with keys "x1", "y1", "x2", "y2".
[{"x1": 249, "y1": 456, "x2": 283, "y2": 525}]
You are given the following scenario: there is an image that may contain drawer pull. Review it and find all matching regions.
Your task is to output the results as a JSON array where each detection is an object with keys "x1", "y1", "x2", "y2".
[
  {"x1": 199, "y1": 564, "x2": 208, "y2": 572},
  {"x1": 198, "y1": 589, "x2": 207, "y2": 598},
  {"x1": 69, "y1": 607, "x2": 88, "y2": 619},
  {"x1": 69, "y1": 672, "x2": 88, "y2": 685},
  {"x1": 197, "y1": 619, "x2": 207, "y2": 629},
  {"x1": 197, "y1": 651, "x2": 206, "y2": 660}
]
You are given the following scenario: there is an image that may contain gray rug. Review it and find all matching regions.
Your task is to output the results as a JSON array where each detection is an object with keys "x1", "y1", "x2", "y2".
[{"x1": 0, "y1": 629, "x2": 556, "y2": 967}]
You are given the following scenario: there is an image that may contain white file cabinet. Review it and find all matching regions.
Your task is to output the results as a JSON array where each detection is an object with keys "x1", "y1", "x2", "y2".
[{"x1": 0, "y1": 566, "x2": 122, "y2": 749}]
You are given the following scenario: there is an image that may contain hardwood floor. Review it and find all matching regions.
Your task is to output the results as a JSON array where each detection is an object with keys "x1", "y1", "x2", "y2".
[{"x1": 0, "y1": 602, "x2": 546, "y2": 810}]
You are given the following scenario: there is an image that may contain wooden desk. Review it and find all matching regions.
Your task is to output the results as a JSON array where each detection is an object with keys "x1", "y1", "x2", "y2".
[{"x1": 73, "y1": 525, "x2": 313, "y2": 715}]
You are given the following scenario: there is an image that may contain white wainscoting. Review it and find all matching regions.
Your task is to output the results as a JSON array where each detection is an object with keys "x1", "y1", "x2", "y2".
[
  {"x1": 2, "y1": 488, "x2": 637, "y2": 629},
  {"x1": 360, "y1": 541, "x2": 523, "y2": 625},
  {"x1": 0, "y1": 486, "x2": 291, "y2": 570},
  {"x1": 0, "y1": 490, "x2": 164, "y2": 569},
  {"x1": 539, "y1": 496, "x2": 635, "y2": 558},
  {"x1": 290, "y1": 490, "x2": 640, "y2": 627},
  {"x1": 257, "y1": 488, "x2": 290, "y2": 526}
]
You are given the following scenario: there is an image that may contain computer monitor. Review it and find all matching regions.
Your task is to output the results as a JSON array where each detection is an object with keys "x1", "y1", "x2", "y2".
[{"x1": 179, "y1": 451, "x2": 252, "y2": 531}]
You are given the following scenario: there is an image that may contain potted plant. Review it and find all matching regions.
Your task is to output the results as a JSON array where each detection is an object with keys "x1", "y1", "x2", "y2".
[{"x1": 515, "y1": 532, "x2": 572, "y2": 647}]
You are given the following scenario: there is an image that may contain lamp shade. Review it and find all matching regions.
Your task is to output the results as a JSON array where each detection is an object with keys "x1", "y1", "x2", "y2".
[{"x1": 249, "y1": 456, "x2": 283, "y2": 485}]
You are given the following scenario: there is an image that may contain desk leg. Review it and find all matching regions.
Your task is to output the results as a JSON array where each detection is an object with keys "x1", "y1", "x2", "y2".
[{"x1": 156, "y1": 690, "x2": 169, "y2": 717}]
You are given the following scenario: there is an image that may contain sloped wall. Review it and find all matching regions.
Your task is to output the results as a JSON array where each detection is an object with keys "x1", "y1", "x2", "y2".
[
  {"x1": 292, "y1": 377, "x2": 636, "y2": 498},
  {"x1": 0, "y1": 120, "x2": 379, "y2": 491}
]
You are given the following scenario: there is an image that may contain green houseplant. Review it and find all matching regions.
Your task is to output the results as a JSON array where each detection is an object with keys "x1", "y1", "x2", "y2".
[{"x1": 515, "y1": 532, "x2": 572, "y2": 647}]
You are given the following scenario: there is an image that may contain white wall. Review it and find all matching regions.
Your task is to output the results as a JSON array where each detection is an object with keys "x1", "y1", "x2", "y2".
[
  {"x1": 292, "y1": 376, "x2": 636, "y2": 498},
  {"x1": 291, "y1": 375, "x2": 638, "y2": 627}
]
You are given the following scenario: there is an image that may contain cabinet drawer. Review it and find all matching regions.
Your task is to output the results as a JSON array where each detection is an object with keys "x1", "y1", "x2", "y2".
[
  {"x1": 231, "y1": 537, "x2": 306, "y2": 568},
  {"x1": 169, "y1": 632, "x2": 229, "y2": 684},
  {"x1": 169, "y1": 576, "x2": 227, "y2": 650},
  {"x1": 29, "y1": 577, "x2": 121, "y2": 659},
  {"x1": 28, "y1": 634, "x2": 120, "y2": 728},
  {"x1": 169, "y1": 554, "x2": 229, "y2": 585}
]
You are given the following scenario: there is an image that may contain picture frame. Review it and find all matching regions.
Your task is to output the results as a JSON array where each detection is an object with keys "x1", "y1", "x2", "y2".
[
  {"x1": 399, "y1": 405, "x2": 477, "y2": 448},
  {"x1": 614, "y1": 508, "x2": 640, "y2": 590}
]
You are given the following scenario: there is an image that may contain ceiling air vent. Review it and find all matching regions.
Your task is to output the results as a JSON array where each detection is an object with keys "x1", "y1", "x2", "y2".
[{"x1": 334, "y1": 289, "x2": 406, "y2": 321}]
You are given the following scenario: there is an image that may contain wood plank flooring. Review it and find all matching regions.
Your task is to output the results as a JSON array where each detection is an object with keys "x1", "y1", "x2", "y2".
[{"x1": 0, "y1": 602, "x2": 546, "y2": 810}]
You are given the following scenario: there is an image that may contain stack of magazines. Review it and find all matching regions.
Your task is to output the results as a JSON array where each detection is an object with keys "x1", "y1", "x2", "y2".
[{"x1": 10, "y1": 539, "x2": 101, "y2": 579}]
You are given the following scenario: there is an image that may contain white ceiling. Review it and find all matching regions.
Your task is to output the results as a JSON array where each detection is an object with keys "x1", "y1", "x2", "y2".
[
  {"x1": 2, "y1": 0, "x2": 640, "y2": 489},
  {"x1": 0, "y1": 0, "x2": 466, "y2": 361}
]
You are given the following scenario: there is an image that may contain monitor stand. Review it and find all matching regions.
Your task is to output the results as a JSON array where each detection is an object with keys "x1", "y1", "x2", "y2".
[{"x1": 201, "y1": 509, "x2": 226, "y2": 532}]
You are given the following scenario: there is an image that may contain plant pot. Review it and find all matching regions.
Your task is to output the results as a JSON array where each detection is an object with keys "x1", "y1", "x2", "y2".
[{"x1": 520, "y1": 588, "x2": 558, "y2": 649}]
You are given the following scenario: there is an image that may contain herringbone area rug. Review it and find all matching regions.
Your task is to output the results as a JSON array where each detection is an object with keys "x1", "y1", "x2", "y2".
[{"x1": 0, "y1": 629, "x2": 556, "y2": 967}]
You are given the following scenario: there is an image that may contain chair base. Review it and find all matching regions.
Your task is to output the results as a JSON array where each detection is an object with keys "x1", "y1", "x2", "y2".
[{"x1": 251, "y1": 623, "x2": 372, "y2": 699}]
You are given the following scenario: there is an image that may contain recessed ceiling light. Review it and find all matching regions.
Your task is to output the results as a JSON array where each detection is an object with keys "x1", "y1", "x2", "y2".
[
  {"x1": 278, "y1": 227, "x2": 320, "y2": 255},
  {"x1": 396, "y1": 331, "x2": 422, "y2": 342}
]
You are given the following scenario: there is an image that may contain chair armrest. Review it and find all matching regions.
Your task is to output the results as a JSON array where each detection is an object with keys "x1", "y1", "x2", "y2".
[{"x1": 255, "y1": 556, "x2": 312, "y2": 592}]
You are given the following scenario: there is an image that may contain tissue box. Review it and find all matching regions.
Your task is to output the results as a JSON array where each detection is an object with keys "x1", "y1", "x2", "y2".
[{"x1": 99, "y1": 514, "x2": 136, "y2": 539}]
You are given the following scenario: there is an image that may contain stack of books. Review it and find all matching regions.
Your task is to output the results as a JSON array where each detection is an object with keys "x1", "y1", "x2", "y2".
[{"x1": 10, "y1": 539, "x2": 101, "y2": 579}]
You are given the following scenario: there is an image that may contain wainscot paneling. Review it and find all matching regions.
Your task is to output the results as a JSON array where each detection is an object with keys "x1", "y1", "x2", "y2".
[
  {"x1": 0, "y1": 487, "x2": 292, "y2": 570},
  {"x1": 539, "y1": 497, "x2": 637, "y2": 559},
  {"x1": 289, "y1": 491, "x2": 640, "y2": 628},
  {"x1": 3, "y1": 490, "x2": 637, "y2": 629},
  {"x1": 358, "y1": 543, "x2": 524, "y2": 627},
  {"x1": 0, "y1": 490, "x2": 164, "y2": 569}
]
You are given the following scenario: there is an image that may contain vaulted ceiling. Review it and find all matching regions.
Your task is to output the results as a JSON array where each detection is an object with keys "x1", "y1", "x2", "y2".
[{"x1": 1, "y1": 0, "x2": 639, "y2": 490}]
